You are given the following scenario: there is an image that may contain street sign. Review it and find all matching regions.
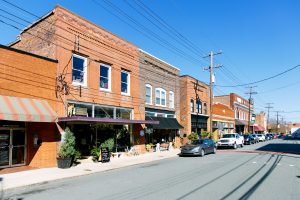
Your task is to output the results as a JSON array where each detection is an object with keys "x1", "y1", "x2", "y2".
[{"x1": 251, "y1": 114, "x2": 256, "y2": 123}]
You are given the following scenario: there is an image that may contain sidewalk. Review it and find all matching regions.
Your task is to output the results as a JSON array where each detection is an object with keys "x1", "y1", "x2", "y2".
[{"x1": 0, "y1": 149, "x2": 180, "y2": 191}]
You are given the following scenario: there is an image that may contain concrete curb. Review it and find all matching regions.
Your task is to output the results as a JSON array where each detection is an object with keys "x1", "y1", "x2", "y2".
[{"x1": 1, "y1": 150, "x2": 180, "y2": 192}]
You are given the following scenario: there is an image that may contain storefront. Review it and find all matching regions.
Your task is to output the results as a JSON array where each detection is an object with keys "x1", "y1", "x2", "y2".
[
  {"x1": 191, "y1": 114, "x2": 209, "y2": 133},
  {"x1": 0, "y1": 95, "x2": 58, "y2": 168},
  {"x1": 145, "y1": 116, "x2": 183, "y2": 144},
  {"x1": 58, "y1": 101, "x2": 158, "y2": 155}
]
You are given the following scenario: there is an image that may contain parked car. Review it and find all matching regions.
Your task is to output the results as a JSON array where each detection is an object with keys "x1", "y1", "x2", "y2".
[
  {"x1": 250, "y1": 134, "x2": 259, "y2": 143},
  {"x1": 257, "y1": 134, "x2": 266, "y2": 142},
  {"x1": 243, "y1": 134, "x2": 255, "y2": 145},
  {"x1": 265, "y1": 134, "x2": 273, "y2": 140},
  {"x1": 217, "y1": 133, "x2": 244, "y2": 149},
  {"x1": 180, "y1": 139, "x2": 216, "y2": 157}
]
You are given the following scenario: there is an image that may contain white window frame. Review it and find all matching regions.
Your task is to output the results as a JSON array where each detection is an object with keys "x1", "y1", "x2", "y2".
[
  {"x1": 72, "y1": 54, "x2": 87, "y2": 87},
  {"x1": 100, "y1": 64, "x2": 111, "y2": 92},
  {"x1": 145, "y1": 84, "x2": 152, "y2": 105},
  {"x1": 169, "y1": 91, "x2": 174, "y2": 109},
  {"x1": 155, "y1": 88, "x2": 166, "y2": 107},
  {"x1": 121, "y1": 70, "x2": 130, "y2": 96}
]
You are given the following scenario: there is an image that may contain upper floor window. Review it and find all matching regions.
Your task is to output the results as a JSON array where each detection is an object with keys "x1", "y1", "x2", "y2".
[
  {"x1": 155, "y1": 88, "x2": 166, "y2": 106},
  {"x1": 121, "y1": 71, "x2": 130, "y2": 95},
  {"x1": 72, "y1": 54, "x2": 87, "y2": 86},
  {"x1": 145, "y1": 84, "x2": 152, "y2": 104},
  {"x1": 169, "y1": 91, "x2": 174, "y2": 109},
  {"x1": 203, "y1": 102, "x2": 207, "y2": 114},
  {"x1": 196, "y1": 99, "x2": 202, "y2": 114},
  {"x1": 100, "y1": 64, "x2": 111, "y2": 91},
  {"x1": 190, "y1": 99, "x2": 194, "y2": 112}
]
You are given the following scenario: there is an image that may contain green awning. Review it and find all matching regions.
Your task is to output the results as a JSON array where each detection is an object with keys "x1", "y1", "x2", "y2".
[{"x1": 146, "y1": 116, "x2": 183, "y2": 129}]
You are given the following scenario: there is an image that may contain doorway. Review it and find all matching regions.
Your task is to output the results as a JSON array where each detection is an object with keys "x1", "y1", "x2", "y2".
[{"x1": 0, "y1": 128, "x2": 26, "y2": 168}]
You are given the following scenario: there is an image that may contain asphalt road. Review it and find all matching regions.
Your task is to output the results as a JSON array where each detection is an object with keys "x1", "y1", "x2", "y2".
[{"x1": 3, "y1": 139, "x2": 300, "y2": 200}]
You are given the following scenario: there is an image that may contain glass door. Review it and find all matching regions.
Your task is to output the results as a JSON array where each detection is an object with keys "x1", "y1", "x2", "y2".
[
  {"x1": 0, "y1": 130, "x2": 10, "y2": 167},
  {"x1": 0, "y1": 128, "x2": 26, "y2": 168},
  {"x1": 12, "y1": 129, "x2": 26, "y2": 166}
]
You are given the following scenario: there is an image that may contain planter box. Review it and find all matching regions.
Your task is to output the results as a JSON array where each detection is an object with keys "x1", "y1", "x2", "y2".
[{"x1": 57, "y1": 157, "x2": 73, "y2": 169}]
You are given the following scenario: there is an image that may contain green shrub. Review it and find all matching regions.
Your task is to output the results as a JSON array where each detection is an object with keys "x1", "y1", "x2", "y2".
[
  {"x1": 58, "y1": 127, "x2": 76, "y2": 158},
  {"x1": 188, "y1": 132, "x2": 199, "y2": 141},
  {"x1": 100, "y1": 138, "x2": 114, "y2": 152},
  {"x1": 90, "y1": 146, "x2": 100, "y2": 159},
  {"x1": 201, "y1": 131, "x2": 211, "y2": 138}
]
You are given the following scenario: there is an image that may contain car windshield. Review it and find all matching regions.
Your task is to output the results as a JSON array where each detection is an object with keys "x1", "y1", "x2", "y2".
[
  {"x1": 191, "y1": 140, "x2": 203, "y2": 145},
  {"x1": 244, "y1": 135, "x2": 250, "y2": 138},
  {"x1": 257, "y1": 134, "x2": 262, "y2": 136},
  {"x1": 222, "y1": 134, "x2": 235, "y2": 138}
]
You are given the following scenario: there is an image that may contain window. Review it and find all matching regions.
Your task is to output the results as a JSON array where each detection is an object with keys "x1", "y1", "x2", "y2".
[
  {"x1": 72, "y1": 54, "x2": 87, "y2": 86},
  {"x1": 100, "y1": 64, "x2": 111, "y2": 91},
  {"x1": 145, "y1": 84, "x2": 152, "y2": 104},
  {"x1": 121, "y1": 71, "x2": 130, "y2": 95},
  {"x1": 169, "y1": 91, "x2": 174, "y2": 109},
  {"x1": 155, "y1": 88, "x2": 166, "y2": 106},
  {"x1": 196, "y1": 100, "x2": 202, "y2": 114},
  {"x1": 203, "y1": 103, "x2": 207, "y2": 114},
  {"x1": 190, "y1": 99, "x2": 194, "y2": 112}
]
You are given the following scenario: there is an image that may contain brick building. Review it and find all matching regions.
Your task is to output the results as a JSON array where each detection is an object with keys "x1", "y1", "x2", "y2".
[
  {"x1": 139, "y1": 50, "x2": 183, "y2": 148},
  {"x1": 212, "y1": 103, "x2": 235, "y2": 138},
  {"x1": 214, "y1": 93, "x2": 253, "y2": 133},
  {"x1": 180, "y1": 75, "x2": 210, "y2": 143},
  {"x1": 11, "y1": 5, "x2": 157, "y2": 156},
  {"x1": 254, "y1": 112, "x2": 266, "y2": 133},
  {"x1": 0, "y1": 45, "x2": 59, "y2": 168}
]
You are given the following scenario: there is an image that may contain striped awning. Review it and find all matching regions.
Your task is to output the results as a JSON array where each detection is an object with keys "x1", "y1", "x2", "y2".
[{"x1": 0, "y1": 95, "x2": 57, "y2": 122}]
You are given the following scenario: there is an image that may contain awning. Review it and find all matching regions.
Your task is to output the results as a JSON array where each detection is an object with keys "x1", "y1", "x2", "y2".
[
  {"x1": 235, "y1": 119, "x2": 248, "y2": 126},
  {"x1": 0, "y1": 95, "x2": 57, "y2": 122},
  {"x1": 254, "y1": 125, "x2": 265, "y2": 132},
  {"x1": 146, "y1": 116, "x2": 183, "y2": 129},
  {"x1": 58, "y1": 116, "x2": 159, "y2": 124}
]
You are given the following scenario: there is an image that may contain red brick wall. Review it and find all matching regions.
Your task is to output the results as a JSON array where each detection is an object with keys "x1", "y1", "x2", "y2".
[
  {"x1": 27, "y1": 122, "x2": 60, "y2": 168},
  {"x1": 180, "y1": 75, "x2": 210, "y2": 142}
]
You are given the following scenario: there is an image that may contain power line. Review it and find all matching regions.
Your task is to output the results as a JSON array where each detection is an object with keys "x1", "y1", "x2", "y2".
[{"x1": 216, "y1": 64, "x2": 300, "y2": 88}]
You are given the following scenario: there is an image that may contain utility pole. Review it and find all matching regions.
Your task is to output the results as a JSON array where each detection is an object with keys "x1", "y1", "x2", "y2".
[
  {"x1": 274, "y1": 111, "x2": 283, "y2": 132},
  {"x1": 265, "y1": 103, "x2": 274, "y2": 132},
  {"x1": 204, "y1": 51, "x2": 222, "y2": 136},
  {"x1": 246, "y1": 86, "x2": 257, "y2": 133}
]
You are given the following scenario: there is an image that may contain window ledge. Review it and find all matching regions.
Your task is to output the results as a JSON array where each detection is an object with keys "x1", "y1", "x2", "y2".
[
  {"x1": 100, "y1": 88, "x2": 111, "y2": 93},
  {"x1": 72, "y1": 82, "x2": 87, "y2": 88},
  {"x1": 121, "y1": 92, "x2": 131, "y2": 97}
]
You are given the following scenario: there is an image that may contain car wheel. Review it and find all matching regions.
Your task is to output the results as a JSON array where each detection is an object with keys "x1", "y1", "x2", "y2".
[
  {"x1": 200, "y1": 149, "x2": 205, "y2": 157},
  {"x1": 241, "y1": 143, "x2": 244, "y2": 148},
  {"x1": 213, "y1": 147, "x2": 216, "y2": 154},
  {"x1": 233, "y1": 143, "x2": 237, "y2": 149}
]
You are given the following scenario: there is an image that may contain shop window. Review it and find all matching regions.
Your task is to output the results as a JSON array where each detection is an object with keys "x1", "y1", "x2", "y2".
[
  {"x1": 72, "y1": 54, "x2": 87, "y2": 86},
  {"x1": 94, "y1": 106, "x2": 114, "y2": 118},
  {"x1": 116, "y1": 108, "x2": 132, "y2": 119},
  {"x1": 121, "y1": 71, "x2": 130, "y2": 95},
  {"x1": 71, "y1": 103, "x2": 93, "y2": 117},
  {"x1": 100, "y1": 64, "x2": 111, "y2": 91},
  {"x1": 145, "y1": 84, "x2": 152, "y2": 104}
]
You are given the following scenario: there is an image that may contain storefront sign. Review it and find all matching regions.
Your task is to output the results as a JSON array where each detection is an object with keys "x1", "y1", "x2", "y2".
[{"x1": 99, "y1": 147, "x2": 110, "y2": 163}]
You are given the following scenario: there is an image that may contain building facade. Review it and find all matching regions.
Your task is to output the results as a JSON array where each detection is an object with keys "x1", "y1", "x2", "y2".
[
  {"x1": 11, "y1": 5, "x2": 156, "y2": 156},
  {"x1": 254, "y1": 112, "x2": 266, "y2": 133},
  {"x1": 180, "y1": 75, "x2": 210, "y2": 143},
  {"x1": 212, "y1": 103, "x2": 235, "y2": 138},
  {"x1": 214, "y1": 93, "x2": 253, "y2": 133},
  {"x1": 139, "y1": 50, "x2": 182, "y2": 148},
  {"x1": 0, "y1": 45, "x2": 59, "y2": 168}
]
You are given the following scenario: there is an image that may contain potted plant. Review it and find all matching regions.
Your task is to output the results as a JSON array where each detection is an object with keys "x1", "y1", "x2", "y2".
[{"x1": 57, "y1": 127, "x2": 76, "y2": 169}]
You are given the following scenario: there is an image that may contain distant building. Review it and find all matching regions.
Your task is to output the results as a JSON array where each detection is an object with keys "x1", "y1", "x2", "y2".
[
  {"x1": 214, "y1": 93, "x2": 254, "y2": 133},
  {"x1": 212, "y1": 103, "x2": 235, "y2": 138},
  {"x1": 254, "y1": 112, "x2": 266, "y2": 133}
]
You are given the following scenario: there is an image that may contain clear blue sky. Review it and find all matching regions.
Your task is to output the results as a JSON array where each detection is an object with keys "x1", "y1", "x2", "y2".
[{"x1": 0, "y1": 0, "x2": 299, "y2": 123}]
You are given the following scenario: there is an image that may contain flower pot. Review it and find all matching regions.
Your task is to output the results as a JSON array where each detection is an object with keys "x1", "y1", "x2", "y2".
[{"x1": 57, "y1": 157, "x2": 73, "y2": 169}]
